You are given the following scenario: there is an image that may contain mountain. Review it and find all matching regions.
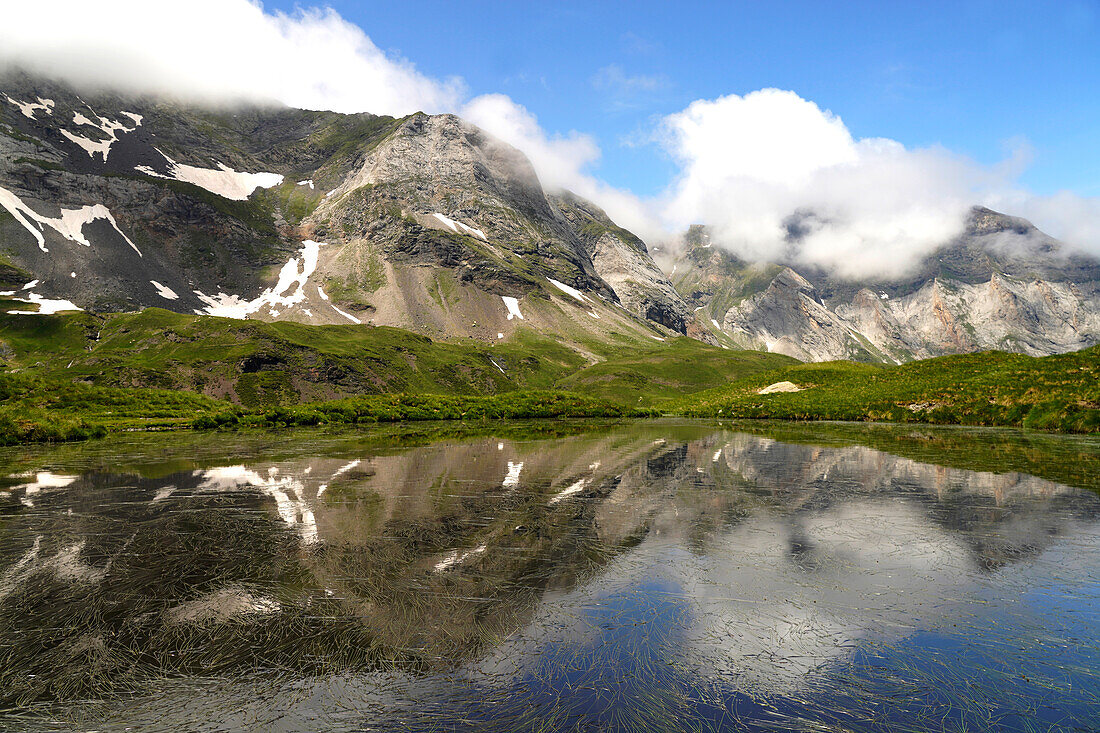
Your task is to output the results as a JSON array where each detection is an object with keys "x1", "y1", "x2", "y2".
[
  {"x1": 0, "y1": 71, "x2": 688, "y2": 348},
  {"x1": 3, "y1": 69, "x2": 1097, "y2": 371},
  {"x1": 666, "y1": 211, "x2": 1100, "y2": 362}
]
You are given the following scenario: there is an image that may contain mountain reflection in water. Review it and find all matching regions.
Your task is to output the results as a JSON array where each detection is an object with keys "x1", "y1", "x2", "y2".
[{"x1": 0, "y1": 422, "x2": 1098, "y2": 732}]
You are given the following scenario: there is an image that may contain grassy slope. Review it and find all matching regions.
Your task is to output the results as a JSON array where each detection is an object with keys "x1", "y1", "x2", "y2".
[
  {"x1": 0, "y1": 310, "x2": 786, "y2": 408},
  {"x1": 678, "y1": 347, "x2": 1100, "y2": 433},
  {"x1": 0, "y1": 309, "x2": 588, "y2": 406},
  {"x1": 0, "y1": 309, "x2": 789, "y2": 444},
  {"x1": 555, "y1": 337, "x2": 796, "y2": 406},
  {"x1": 2, "y1": 309, "x2": 1098, "y2": 445}
]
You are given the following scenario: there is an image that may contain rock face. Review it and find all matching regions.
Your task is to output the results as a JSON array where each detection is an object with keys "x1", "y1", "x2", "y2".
[
  {"x1": 670, "y1": 211, "x2": 1100, "y2": 362},
  {"x1": 550, "y1": 191, "x2": 691, "y2": 333},
  {"x1": 0, "y1": 71, "x2": 686, "y2": 345}
]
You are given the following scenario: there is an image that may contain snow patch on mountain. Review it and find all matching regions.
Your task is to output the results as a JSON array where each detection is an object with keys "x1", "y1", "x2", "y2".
[
  {"x1": 136, "y1": 148, "x2": 283, "y2": 201},
  {"x1": 4, "y1": 95, "x2": 54, "y2": 119},
  {"x1": 329, "y1": 302, "x2": 362, "y2": 324},
  {"x1": 432, "y1": 212, "x2": 487, "y2": 241},
  {"x1": 150, "y1": 280, "x2": 179, "y2": 300},
  {"x1": 196, "y1": 240, "x2": 324, "y2": 319},
  {"x1": 547, "y1": 278, "x2": 592, "y2": 304},
  {"x1": 0, "y1": 185, "x2": 141, "y2": 255},
  {"x1": 502, "y1": 296, "x2": 524, "y2": 320},
  {"x1": 61, "y1": 109, "x2": 141, "y2": 161},
  {"x1": 6, "y1": 291, "x2": 83, "y2": 315}
]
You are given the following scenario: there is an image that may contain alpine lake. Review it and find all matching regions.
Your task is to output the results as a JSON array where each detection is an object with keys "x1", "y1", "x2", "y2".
[{"x1": 1, "y1": 419, "x2": 1098, "y2": 732}]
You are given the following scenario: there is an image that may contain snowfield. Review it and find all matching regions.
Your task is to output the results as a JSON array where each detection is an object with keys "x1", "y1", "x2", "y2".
[
  {"x1": 4, "y1": 95, "x2": 54, "y2": 119},
  {"x1": 150, "y1": 281, "x2": 179, "y2": 300},
  {"x1": 0, "y1": 185, "x2": 142, "y2": 256},
  {"x1": 137, "y1": 148, "x2": 283, "y2": 201},
  {"x1": 502, "y1": 296, "x2": 524, "y2": 320},
  {"x1": 61, "y1": 108, "x2": 142, "y2": 161},
  {"x1": 547, "y1": 278, "x2": 592, "y2": 304},
  {"x1": 432, "y1": 212, "x2": 487, "y2": 241},
  {"x1": 196, "y1": 241, "x2": 323, "y2": 319},
  {"x1": 6, "y1": 291, "x2": 83, "y2": 315}
]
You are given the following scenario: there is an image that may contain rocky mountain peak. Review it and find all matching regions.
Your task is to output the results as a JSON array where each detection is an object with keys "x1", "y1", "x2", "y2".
[
  {"x1": 770, "y1": 267, "x2": 815, "y2": 293},
  {"x1": 965, "y1": 206, "x2": 1036, "y2": 238},
  {"x1": 0, "y1": 70, "x2": 691, "y2": 348}
]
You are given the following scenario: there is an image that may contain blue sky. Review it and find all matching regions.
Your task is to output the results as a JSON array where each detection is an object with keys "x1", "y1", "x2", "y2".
[{"x1": 263, "y1": 0, "x2": 1099, "y2": 198}]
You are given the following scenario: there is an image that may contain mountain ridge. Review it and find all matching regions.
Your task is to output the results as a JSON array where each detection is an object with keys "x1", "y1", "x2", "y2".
[
  {"x1": 666, "y1": 207, "x2": 1100, "y2": 362},
  {"x1": 0, "y1": 70, "x2": 688, "y2": 351}
]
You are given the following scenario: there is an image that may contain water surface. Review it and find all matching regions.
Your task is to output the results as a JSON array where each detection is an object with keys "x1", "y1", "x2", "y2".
[{"x1": 1, "y1": 421, "x2": 1098, "y2": 731}]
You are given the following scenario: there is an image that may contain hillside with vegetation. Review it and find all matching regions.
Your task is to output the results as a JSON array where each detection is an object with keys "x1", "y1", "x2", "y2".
[
  {"x1": 679, "y1": 346, "x2": 1100, "y2": 433},
  {"x1": 0, "y1": 309, "x2": 792, "y2": 444}
]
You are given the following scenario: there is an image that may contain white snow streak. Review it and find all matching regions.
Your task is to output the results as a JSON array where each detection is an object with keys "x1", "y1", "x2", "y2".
[
  {"x1": 432, "y1": 212, "x2": 487, "y2": 241},
  {"x1": 0, "y1": 185, "x2": 141, "y2": 255},
  {"x1": 330, "y1": 303, "x2": 362, "y2": 324},
  {"x1": 502, "y1": 461, "x2": 523, "y2": 488},
  {"x1": 7, "y1": 292, "x2": 83, "y2": 315},
  {"x1": 547, "y1": 278, "x2": 592, "y2": 304},
  {"x1": 317, "y1": 459, "x2": 362, "y2": 498},
  {"x1": 548, "y1": 478, "x2": 587, "y2": 505},
  {"x1": 150, "y1": 280, "x2": 179, "y2": 300},
  {"x1": 136, "y1": 148, "x2": 283, "y2": 201},
  {"x1": 196, "y1": 240, "x2": 323, "y2": 319},
  {"x1": 10, "y1": 472, "x2": 77, "y2": 493},
  {"x1": 502, "y1": 296, "x2": 524, "y2": 320},
  {"x1": 196, "y1": 466, "x2": 318, "y2": 544},
  {"x1": 434, "y1": 544, "x2": 487, "y2": 572},
  {"x1": 4, "y1": 95, "x2": 53, "y2": 119},
  {"x1": 62, "y1": 108, "x2": 141, "y2": 161}
]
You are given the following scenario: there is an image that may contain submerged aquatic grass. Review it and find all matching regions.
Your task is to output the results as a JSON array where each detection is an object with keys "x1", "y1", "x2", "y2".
[{"x1": 0, "y1": 421, "x2": 1097, "y2": 731}]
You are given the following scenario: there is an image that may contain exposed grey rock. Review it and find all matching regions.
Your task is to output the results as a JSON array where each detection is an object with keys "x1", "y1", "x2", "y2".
[
  {"x1": 722, "y1": 267, "x2": 883, "y2": 361},
  {"x1": 675, "y1": 209, "x2": 1100, "y2": 362},
  {"x1": 0, "y1": 71, "x2": 681, "y2": 342},
  {"x1": 550, "y1": 191, "x2": 691, "y2": 334}
]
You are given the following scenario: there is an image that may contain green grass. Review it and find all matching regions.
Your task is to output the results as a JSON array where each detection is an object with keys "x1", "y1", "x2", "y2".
[
  {"x1": 555, "y1": 337, "x2": 796, "y2": 406},
  {"x1": 0, "y1": 309, "x2": 587, "y2": 406},
  {"x1": 732, "y1": 420, "x2": 1100, "y2": 493},
  {"x1": 3, "y1": 310, "x2": 771, "y2": 410},
  {"x1": 0, "y1": 372, "x2": 227, "y2": 445},
  {"x1": 1, "y1": 308, "x2": 1097, "y2": 447},
  {"x1": 678, "y1": 347, "x2": 1100, "y2": 433},
  {"x1": 0, "y1": 371, "x2": 638, "y2": 447},
  {"x1": 192, "y1": 390, "x2": 642, "y2": 431}
]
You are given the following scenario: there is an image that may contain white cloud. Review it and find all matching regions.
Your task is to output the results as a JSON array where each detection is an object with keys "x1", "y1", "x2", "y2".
[
  {"x1": 657, "y1": 88, "x2": 1100, "y2": 278},
  {"x1": 3, "y1": 2, "x2": 1098, "y2": 276},
  {"x1": 0, "y1": 0, "x2": 463, "y2": 116},
  {"x1": 0, "y1": 0, "x2": 661, "y2": 240},
  {"x1": 462, "y1": 94, "x2": 665, "y2": 241}
]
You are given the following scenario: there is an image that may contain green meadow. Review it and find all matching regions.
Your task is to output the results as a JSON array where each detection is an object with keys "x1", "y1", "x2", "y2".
[{"x1": 0, "y1": 308, "x2": 1096, "y2": 445}]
